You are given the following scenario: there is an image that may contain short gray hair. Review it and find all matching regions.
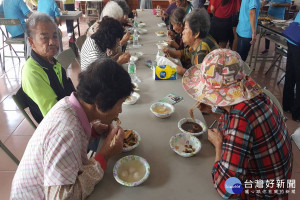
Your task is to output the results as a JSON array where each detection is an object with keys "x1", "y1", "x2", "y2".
[
  {"x1": 26, "y1": 12, "x2": 57, "y2": 38},
  {"x1": 112, "y1": 0, "x2": 130, "y2": 16},
  {"x1": 101, "y1": 1, "x2": 124, "y2": 20},
  {"x1": 184, "y1": 8, "x2": 210, "y2": 39},
  {"x1": 170, "y1": 8, "x2": 186, "y2": 25}
]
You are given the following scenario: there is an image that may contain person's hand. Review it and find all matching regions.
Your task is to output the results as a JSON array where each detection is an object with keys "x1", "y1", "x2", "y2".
[
  {"x1": 167, "y1": 30, "x2": 176, "y2": 40},
  {"x1": 176, "y1": 65, "x2": 186, "y2": 75},
  {"x1": 121, "y1": 32, "x2": 131, "y2": 45},
  {"x1": 166, "y1": 40, "x2": 174, "y2": 47},
  {"x1": 250, "y1": 32, "x2": 256, "y2": 45},
  {"x1": 91, "y1": 120, "x2": 110, "y2": 137},
  {"x1": 162, "y1": 47, "x2": 169, "y2": 54},
  {"x1": 117, "y1": 52, "x2": 131, "y2": 65},
  {"x1": 197, "y1": 103, "x2": 213, "y2": 114},
  {"x1": 208, "y1": 128, "x2": 223, "y2": 148},
  {"x1": 210, "y1": 5, "x2": 215, "y2": 14},
  {"x1": 132, "y1": 10, "x2": 138, "y2": 17},
  {"x1": 99, "y1": 127, "x2": 125, "y2": 161}
]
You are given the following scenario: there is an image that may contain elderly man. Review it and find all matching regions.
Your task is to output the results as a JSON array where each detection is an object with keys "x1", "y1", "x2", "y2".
[
  {"x1": 11, "y1": 58, "x2": 133, "y2": 199},
  {"x1": 2, "y1": 0, "x2": 32, "y2": 38},
  {"x1": 163, "y1": 8, "x2": 218, "y2": 75},
  {"x1": 21, "y1": 12, "x2": 75, "y2": 123},
  {"x1": 182, "y1": 49, "x2": 293, "y2": 199}
]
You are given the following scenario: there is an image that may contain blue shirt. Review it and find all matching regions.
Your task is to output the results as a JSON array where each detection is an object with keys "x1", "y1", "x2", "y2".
[
  {"x1": 236, "y1": 0, "x2": 261, "y2": 38},
  {"x1": 37, "y1": 0, "x2": 61, "y2": 21},
  {"x1": 267, "y1": 0, "x2": 291, "y2": 19},
  {"x1": 0, "y1": 1, "x2": 4, "y2": 15},
  {"x1": 3, "y1": 0, "x2": 30, "y2": 37},
  {"x1": 286, "y1": 11, "x2": 300, "y2": 45}
]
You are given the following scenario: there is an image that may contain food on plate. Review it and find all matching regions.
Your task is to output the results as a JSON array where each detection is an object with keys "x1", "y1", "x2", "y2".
[
  {"x1": 117, "y1": 159, "x2": 146, "y2": 182},
  {"x1": 181, "y1": 121, "x2": 203, "y2": 133},
  {"x1": 183, "y1": 144, "x2": 195, "y2": 153},
  {"x1": 115, "y1": 118, "x2": 121, "y2": 126},
  {"x1": 125, "y1": 95, "x2": 138, "y2": 102},
  {"x1": 123, "y1": 129, "x2": 137, "y2": 148},
  {"x1": 157, "y1": 31, "x2": 164, "y2": 34},
  {"x1": 152, "y1": 105, "x2": 171, "y2": 114},
  {"x1": 129, "y1": 36, "x2": 133, "y2": 40},
  {"x1": 258, "y1": 16, "x2": 271, "y2": 21}
]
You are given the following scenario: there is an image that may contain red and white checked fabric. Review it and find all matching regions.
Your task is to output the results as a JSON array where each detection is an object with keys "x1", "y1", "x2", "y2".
[{"x1": 10, "y1": 93, "x2": 99, "y2": 199}]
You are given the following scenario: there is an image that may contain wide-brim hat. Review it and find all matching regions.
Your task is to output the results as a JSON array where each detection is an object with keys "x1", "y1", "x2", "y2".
[{"x1": 182, "y1": 49, "x2": 262, "y2": 107}]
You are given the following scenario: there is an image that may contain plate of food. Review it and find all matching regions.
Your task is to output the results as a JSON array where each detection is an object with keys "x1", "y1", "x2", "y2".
[
  {"x1": 123, "y1": 129, "x2": 141, "y2": 152},
  {"x1": 113, "y1": 155, "x2": 150, "y2": 187},
  {"x1": 61, "y1": 10, "x2": 68, "y2": 15},
  {"x1": 155, "y1": 31, "x2": 165, "y2": 37},
  {"x1": 169, "y1": 133, "x2": 201, "y2": 157},
  {"x1": 150, "y1": 102, "x2": 175, "y2": 118},
  {"x1": 124, "y1": 92, "x2": 140, "y2": 105},
  {"x1": 178, "y1": 118, "x2": 207, "y2": 136},
  {"x1": 138, "y1": 22, "x2": 146, "y2": 28},
  {"x1": 157, "y1": 23, "x2": 166, "y2": 27},
  {"x1": 138, "y1": 28, "x2": 148, "y2": 34},
  {"x1": 131, "y1": 51, "x2": 143, "y2": 58},
  {"x1": 156, "y1": 41, "x2": 168, "y2": 49}
]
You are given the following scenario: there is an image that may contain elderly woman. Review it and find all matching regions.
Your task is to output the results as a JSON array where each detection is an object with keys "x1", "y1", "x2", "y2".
[
  {"x1": 175, "y1": 0, "x2": 193, "y2": 14},
  {"x1": 163, "y1": 8, "x2": 218, "y2": 75},
  {"x1": 87, "y1": 1, "x2": 130, "y2": 47},
  {"x1": 167, "y1": 8, "x2": 186, "y2": 50},
  {"x1": 81, "y1": 17, "x2": 130, "y2": 71},
  {"x1": 182, "y1": 49, "x2": 293, "y2": 199},
  {"x1": 11, "y1": 58, "x2": 133, "y2": 199}
]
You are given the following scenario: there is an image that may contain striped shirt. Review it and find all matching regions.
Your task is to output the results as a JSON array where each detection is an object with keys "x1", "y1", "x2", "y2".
[
  {"x1": 212, "y1": 93, "x2": 293, "y2": 199},
  {"x1": 10, "y1": 93, "x2": 105, "y2": 199},
  {"x1": 80, "y1": 37, "x2": 107, "y2": 71},
  {"x1": 181, "y1": 35, "x2": 218, "y2": 69}
]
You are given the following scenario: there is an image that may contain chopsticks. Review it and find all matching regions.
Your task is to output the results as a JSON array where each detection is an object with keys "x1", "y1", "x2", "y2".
[
  {"x1": 110, "y1": 118, "x2": 122, "y2": 147},
  {"x1": 209, "y1": 120, "x2": 218, "y2": 129},
  {"x1": 189, "y1": 102, "x2": 200, "y2": 121}
]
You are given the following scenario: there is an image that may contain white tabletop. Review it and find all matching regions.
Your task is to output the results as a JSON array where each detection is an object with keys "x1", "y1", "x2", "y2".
[
  {"x1": 88, "y1": 10, "x2": 221, "y2": 200},
  {"x1": 59, "y1": 11, "x2": 82, "y2": 20}
]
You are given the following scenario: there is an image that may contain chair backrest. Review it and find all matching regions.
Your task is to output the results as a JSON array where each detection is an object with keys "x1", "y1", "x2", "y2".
[
  {"x1": 262, "y1": 87, "x2": 287, "y2": 121},
  {"x1": 75, "y1": 34, "x2": 87, "y2": 52},
  {"x1": 12, "y1": 88, "x2": 37, "y2": 129},
  {"x1": 242, "y1": 62, "x2": 253, "y2": 76},
  {"x1": 56, "y1": 48, "x2": 79, "y2": 70},
  {"x1": 0, "y1": 18, "x2": 22, "y2": 26}
]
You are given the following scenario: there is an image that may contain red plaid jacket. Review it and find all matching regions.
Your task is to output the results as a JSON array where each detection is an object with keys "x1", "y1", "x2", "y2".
[{"x1": 212, "y1": 93, "x2": 293, "y2": 200}]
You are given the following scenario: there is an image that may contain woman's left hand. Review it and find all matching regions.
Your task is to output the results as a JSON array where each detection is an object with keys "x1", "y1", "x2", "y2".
[
  {"x1": 208, "y1": 128, "x2": 223, "y2": 148},
  {"x1": 91, "y1": 120, "x2": 111, "y2": 137}
]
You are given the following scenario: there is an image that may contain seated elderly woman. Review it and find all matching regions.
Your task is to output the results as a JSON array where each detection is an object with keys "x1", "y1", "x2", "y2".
[
  {"x1": 22, "y1": 12, "x2": 75, "y2": 123},
  {"x1": 81, "y1": 17, "x2": 130, "y2": 71},
  {"x1": 163, "y1": 8, "x2": 218, "y2": 75},
  {"x1": 175, "y1": 0, "x2": 193, "y2": 14},
  {"x1": 11, "y1": 59, "x2": 133, "y2": 199},
  {"x1": 87, "y1": 1, "x2": 130, "y2": 46},
  {"x1": 182, "y1": 49, "x2": 293, "y2": 199},
  {"x1": 166, "y1": 8, "x2": 186, "y2": 50}
]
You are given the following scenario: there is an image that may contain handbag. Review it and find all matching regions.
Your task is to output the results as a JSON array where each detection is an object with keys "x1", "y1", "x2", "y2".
[{"x1": 282, "y1": 22, "x2": 300, "y2": 46}]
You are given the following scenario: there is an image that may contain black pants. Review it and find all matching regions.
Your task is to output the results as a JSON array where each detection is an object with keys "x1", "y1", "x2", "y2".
[
  {"x1": 237, "y1": 35, "x2": 252, "y2": 61},
  {"x1": 64, "y1": 4, "x2": 75, "y2": 34},
  {"x1": 283, "y1": 42, "x2": 300, "y2": 119}
]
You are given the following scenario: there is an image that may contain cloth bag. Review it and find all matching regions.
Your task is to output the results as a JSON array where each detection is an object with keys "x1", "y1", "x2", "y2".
[{"x1": 282, "y1": 22, "x2": 300, "y2": 46}]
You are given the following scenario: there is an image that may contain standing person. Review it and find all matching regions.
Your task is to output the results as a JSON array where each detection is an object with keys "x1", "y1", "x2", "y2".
[
  {"x1": 282, "y1": 11, "x2": 300, "y2": 122},
  {"x1": 2, "y1": 0, "x2": 32, "y2": 38},
  {"x1": 182, "y1": 49, "x2": 293, "y2": 199},
  {"x1": 37, "y1": 0, "x2": 61, "y2": 25},
  {"x1": 260, "y1": 0, "x2": 291, "y2": 55},
  {"x1": 11, "y1": 58, "x2": 133, "y2": 199},
  {"x1": 63, "y1": 0, "x2": 75, "y2": 37},
  {"x1": 231, "y1": 0, "x2": 241, "y2": 51},
  {"x1": 236, "y1": 0, "x2": 261, "y2": 61},
  {"x1": 209, "y1": 0, "x2": 240, "y2": 48}
]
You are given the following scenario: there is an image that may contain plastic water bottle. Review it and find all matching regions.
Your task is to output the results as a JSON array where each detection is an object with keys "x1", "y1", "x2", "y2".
[
  {"x1": 128, "y1": 57, "x2": 137, "y2": 82},
  {"x1": 133, "y1": 29, "x2": 138, "y2": 46},
  {"x1": 133, "y1": 16, "x2": 138, "y2": 28}
]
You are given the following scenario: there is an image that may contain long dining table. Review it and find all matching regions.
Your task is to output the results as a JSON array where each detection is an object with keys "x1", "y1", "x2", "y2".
[{"x1": 88, "y1": 10, "x2": 221, "y2": 200}]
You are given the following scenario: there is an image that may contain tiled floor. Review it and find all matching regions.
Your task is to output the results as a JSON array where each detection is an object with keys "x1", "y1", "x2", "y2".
[{"x1": 0, "y1": 17, "x2": 299, "y2": 200}]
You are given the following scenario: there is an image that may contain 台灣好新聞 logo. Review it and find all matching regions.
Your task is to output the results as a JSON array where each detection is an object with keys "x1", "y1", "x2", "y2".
[{"x1": 225, "y1": 177, "x2": 243, "y2": 194}]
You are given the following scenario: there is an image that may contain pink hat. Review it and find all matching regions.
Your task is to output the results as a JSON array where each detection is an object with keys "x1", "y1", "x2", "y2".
[{"x1": 182, "y1": 49, "x2": 262, "y2": 107}]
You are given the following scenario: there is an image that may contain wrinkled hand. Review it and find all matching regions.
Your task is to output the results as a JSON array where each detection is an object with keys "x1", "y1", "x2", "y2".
[
  {"x1": 91, "y1": 120, "x2": 110, "y2": 137},
  {"x1": 117, "y1": 52, "x2": 131, "y2": 65},
  {"x1": 208, "y1": 128, "x2": 223, "y2": 148},
  {"x1": 167, "y1": 30, "x2": 176, "y2": 40},
  {"x1": 121, "y1": 32, "x2": 131, "y2": 44},
  {"x1": 176, "y1": 65, "x2": 186, "y2": 75},
  {"x1": 99, "y1": 127, "x2": 124, "y2": 161},
  {"x1": 162, "y1": 47, "x2": 169, "y2": 54},
  {"x1": 197, "y1": 103, "x2": 212, "y2": 114},
  {"x1": 132, "y1": 10, "x2": 138, "y2": 17},
  {"x1": 250, "y1": 32, "x2": 256, "y2": 45}
]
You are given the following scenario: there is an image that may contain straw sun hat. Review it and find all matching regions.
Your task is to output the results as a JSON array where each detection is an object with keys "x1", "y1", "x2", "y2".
[{"x1": 182, "y1": 49, "x2": 262, "y2": 107}]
